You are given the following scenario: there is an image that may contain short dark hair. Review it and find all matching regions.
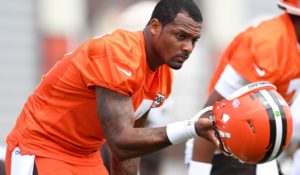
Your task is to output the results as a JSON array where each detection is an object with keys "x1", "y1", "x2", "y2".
[{"x1": 149, "y1": 0, "x2": 203, "y2": 26}]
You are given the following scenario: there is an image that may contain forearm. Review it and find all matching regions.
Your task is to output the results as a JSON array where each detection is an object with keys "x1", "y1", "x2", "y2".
[
  {"x1": 110, "y1": 114, "x2": 217, "y2": 161},
  {"x1": 107, "y1": 127, "x2": 171, "y2": 161},
  {"x1": 96, "y1": 86, "x2": 217, "y2": 162},
  {"x1": 111, "y1": 156, "x2": 139, "y2": 175}
]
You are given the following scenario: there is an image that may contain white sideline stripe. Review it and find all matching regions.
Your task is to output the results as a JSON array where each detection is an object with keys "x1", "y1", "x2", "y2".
[{"x1": 261, "y1": 90, "x2": 283, "y2": 161}]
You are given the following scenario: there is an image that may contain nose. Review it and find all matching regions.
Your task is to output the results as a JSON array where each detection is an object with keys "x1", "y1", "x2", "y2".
[{"x1": 183, "y1": 40, "x2": 193, "y2": 53}]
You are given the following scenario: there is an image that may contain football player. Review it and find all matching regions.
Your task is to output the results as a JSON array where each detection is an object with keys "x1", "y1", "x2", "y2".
[{"x1": 5, "y1": 0, "x2": 219, "y2": 175}]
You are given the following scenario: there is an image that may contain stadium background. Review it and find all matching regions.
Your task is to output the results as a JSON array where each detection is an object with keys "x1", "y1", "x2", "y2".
[{"x1": 0, "y1": 0, "x2": 291, "y2": 174}]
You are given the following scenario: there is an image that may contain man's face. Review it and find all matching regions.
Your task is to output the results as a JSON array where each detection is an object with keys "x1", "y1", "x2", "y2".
[{"x1": 154, "y1": 12, "x2": 202, "y2": 70}]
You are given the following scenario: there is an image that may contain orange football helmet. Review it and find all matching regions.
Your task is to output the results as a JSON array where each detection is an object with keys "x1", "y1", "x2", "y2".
[
  {"x1": 277, "y1": 0, "x2": 300, "y2": 16},
  {"x1": 211, "y1": 81, "x2": 293, "y2": 164}
]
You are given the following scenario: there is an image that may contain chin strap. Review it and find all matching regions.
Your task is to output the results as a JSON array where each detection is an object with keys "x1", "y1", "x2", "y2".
[{"x1": 210, "y1": 114, "x2": 233, "y2": 157}]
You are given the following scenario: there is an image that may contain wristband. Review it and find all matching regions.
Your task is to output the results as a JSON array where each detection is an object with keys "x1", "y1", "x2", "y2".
[
  {"x1": 166, "y1": 119, "x2": 198, "y2": 144},
  {"x1": 166, "y1": 106, "x2": 213, "y2": 145}
]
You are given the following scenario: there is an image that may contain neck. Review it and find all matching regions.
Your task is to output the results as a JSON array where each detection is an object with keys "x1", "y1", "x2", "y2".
[
  {"x1": 289, "y1": 14, "x2": 300, "y2": 44},
  {"x1": 143, "y1": 28, "x2": 163, "y2": 71}
]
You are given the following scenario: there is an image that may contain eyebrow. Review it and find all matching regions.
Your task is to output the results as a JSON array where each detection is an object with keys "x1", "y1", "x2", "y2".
[{"x1": 177, "y1": 28, "x2": 201, "y2": 39}]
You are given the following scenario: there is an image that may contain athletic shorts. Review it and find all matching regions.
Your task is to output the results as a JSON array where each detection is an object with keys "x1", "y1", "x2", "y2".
[
  {"x1": 210, "y1": 153, "x2": 282, "y2": 175},
  {"x1": 211, "y1": 153, "x2": 256, "y2": 175},
  {"x1": 5, "y1": 147, "x2": 109, "y2": 175}
]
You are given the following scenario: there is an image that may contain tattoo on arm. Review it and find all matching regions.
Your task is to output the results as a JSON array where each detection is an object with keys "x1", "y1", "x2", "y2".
[
  {"x1": 96, "y1": 86, "x2": 135, "y2": 143},
  {"x1": 111, "y1": 156, "x2": 139, "y2": 175},
  {"x1": 96, "y1": 86, "x2": 170, "y2": 160}
]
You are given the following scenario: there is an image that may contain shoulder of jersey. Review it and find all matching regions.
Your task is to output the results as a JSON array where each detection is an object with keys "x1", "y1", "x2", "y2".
[
  {"x1": 89, "y1": 30, "x2": 144, "y2": 61},
  {"x1": 248, "y1": 14, "x2": 288, "y2": 43},
  {"x1": 89, "y1": 30, "x2": 146, "y2": 78}
]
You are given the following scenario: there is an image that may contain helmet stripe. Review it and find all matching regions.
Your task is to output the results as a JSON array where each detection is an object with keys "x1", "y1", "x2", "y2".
[
  {"x1": 255, "y1": 91, "x2": 277, "y2": 162},
  {"x1": 260, "y1": 90, "x2": 284, "y2": 161},
  {"x1": 268, "y1": 91, "x2": 287, "y2": 158}
]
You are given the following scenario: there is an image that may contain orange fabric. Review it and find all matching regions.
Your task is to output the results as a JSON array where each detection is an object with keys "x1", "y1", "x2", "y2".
[
  {"x1": 6, "y1": 30, "x2": 173, "y2": 166},
  {"x1": 209, "y1": 13, "x2": 300, "y2": 103},
  {"x1": 5, "y1": 147, "x2": 108, "y2": 175},
  {"x1": 34, "y1": 156, "x2": 109, "y2": 175},
  {"x1": 5, "y1": 148, "x2": 11, "y2": 175}
]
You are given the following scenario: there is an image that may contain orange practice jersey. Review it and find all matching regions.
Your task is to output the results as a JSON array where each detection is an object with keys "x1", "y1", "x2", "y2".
[
  {"x1": 6, "y1": 30, "x2": 173, "y2": 165},
  {"x1": 210, "y1": 13, "x2": 300, "y2": 103}
]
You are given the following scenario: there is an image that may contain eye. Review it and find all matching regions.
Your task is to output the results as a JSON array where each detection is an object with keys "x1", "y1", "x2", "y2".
[{"x1": 176, "y1": 33, "x2": 186, "y2": 40}]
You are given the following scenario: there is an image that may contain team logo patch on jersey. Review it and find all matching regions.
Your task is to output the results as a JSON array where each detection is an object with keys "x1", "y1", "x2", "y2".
[{"x1": 152, "y1": 93, "x2": 165, "y2": 108}]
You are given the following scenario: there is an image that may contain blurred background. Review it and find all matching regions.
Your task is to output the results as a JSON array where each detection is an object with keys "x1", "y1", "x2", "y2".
[{"x1": 0, "y1": 0, "x2": 290, "y2": 174}]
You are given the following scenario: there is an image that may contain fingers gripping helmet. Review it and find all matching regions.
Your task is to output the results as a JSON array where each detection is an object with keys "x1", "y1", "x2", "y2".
[
  {"x1": 211, "y1": 81, "x2": 293, "y2": 164},
  {"x1": 277, "y1": 0, "x2": 300, "y2": 16}
]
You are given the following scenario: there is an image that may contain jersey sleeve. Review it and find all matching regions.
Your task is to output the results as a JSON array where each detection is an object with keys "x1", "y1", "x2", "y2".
[
  {"x1": 215, "y1": 64, "x2": 249, "y2": 98},
  {"x1": 226, "y1": 28, "x2": 279, "y2": 84},
  {"x1": 81, "y1": 38, "x2": 139, "y2": 96}
]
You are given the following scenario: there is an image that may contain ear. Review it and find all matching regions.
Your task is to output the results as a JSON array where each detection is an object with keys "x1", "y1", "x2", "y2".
[{"x1": 149, "y1": 18, "x2": 162, "y2": 35}]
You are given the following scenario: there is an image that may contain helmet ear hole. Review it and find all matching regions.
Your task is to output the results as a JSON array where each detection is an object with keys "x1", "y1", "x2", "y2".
[{"x1": 246, "y1": 120, "x2": 256, "y2": 134}]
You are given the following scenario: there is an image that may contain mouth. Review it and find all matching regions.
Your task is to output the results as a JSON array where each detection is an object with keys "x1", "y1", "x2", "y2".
[{"x1": 176, "y1": 54, "x2": 189, "y2": 63}]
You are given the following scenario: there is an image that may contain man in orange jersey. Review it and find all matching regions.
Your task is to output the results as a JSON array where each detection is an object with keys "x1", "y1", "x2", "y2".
[
  {"x1": 5, "y1": 0, "x2": 219, "y2": 175},
  {"x1": 186, "y1": 0, "x2": 300, "y2": 175}
]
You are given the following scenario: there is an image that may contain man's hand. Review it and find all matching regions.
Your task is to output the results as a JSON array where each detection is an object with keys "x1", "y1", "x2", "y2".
[{"x1": 194, "y1": 118, "x2": 219, "y2": 147}]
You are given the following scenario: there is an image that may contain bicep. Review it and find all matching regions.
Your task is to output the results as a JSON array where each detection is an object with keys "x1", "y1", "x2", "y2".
[{"x1": 96, "y1": 86, "x2": 135, "y2": 143}]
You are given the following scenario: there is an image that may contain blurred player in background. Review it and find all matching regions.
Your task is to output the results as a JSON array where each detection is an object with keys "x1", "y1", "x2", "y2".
[
  {"x1": 186, "y1": 0, "x2": 300, "y2": 175},
  {"x1": 5, "y1": 0, "x2": 219, "y2": 174}
]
